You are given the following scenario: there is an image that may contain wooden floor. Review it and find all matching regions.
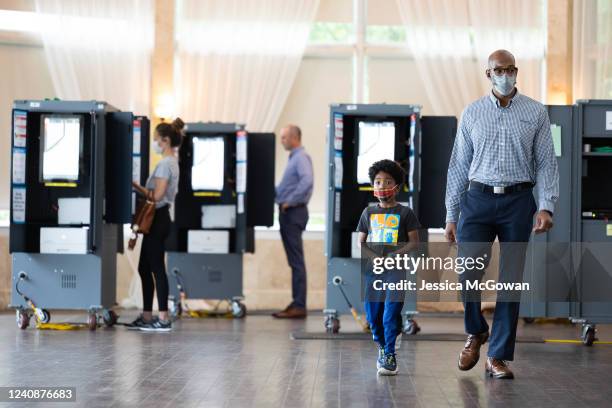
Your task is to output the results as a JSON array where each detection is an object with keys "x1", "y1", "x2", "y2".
[{"x1": 0, "y1": 312, "x2": 611, "y2": 408}]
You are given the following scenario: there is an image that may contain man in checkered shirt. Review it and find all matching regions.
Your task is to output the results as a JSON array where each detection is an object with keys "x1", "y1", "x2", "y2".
[{"x1": 444, "y1": 49, "x2": 559, "y2": 379}]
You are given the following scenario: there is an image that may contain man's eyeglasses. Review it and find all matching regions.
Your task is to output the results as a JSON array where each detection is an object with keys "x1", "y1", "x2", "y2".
[{"x1": 490, "y1": 66, "x2": 518, "y2": 76}]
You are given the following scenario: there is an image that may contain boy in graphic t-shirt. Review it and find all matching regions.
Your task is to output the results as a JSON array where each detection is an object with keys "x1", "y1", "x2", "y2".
[{"x1": 357, "y1": 159, "x2": 421, "y2": 376}]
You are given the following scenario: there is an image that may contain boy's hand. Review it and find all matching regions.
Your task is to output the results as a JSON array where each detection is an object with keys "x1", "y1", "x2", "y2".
[{"x1": 445, "y1": 222, "x2": 457, "y2": 243}]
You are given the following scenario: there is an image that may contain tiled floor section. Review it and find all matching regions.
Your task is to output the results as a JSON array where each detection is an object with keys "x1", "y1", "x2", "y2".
[{"x1": 0, "y1": 312, "x2": 611, "y2": 408}]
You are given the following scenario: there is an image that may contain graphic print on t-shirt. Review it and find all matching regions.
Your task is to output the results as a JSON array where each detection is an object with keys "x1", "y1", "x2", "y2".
[{"x1": 370, "y1": 213, "x2": 400, "y2": 243}]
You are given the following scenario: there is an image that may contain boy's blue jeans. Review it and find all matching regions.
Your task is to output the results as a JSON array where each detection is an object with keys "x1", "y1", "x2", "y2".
[{"x1": 364, "y1": 268, "x2": 405, "y2": 355}]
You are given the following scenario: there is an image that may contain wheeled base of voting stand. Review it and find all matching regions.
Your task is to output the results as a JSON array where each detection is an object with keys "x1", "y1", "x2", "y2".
[
  {"x1": 323, "y1": 308, "x2": 419, "y2": 335},
  {"x1": 11, "y1": 226, "x2": 120, "y2": 331},
  {"x1": 166, "y1": 252, "x2": 246, "y2": 319}
]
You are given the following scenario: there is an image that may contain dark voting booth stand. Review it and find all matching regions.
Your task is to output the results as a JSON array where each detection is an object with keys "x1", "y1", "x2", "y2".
[
  {"x1": 9, "y1": 100, "x2": 138, "y2": 330},
  {"x1": 324, "y1": 103, "x2": 457, "y2": 333},
  {"x1": 166, "y1": 122, "x2": 274, "y2": 318},
  {"x1": 508, "y1": 100, "x2": 612, "y2": 345}
]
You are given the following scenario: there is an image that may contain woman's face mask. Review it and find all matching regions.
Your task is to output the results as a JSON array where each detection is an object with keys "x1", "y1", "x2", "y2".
[{"x1": 153, "y1": 139, "x2": 165, "y2": 154}]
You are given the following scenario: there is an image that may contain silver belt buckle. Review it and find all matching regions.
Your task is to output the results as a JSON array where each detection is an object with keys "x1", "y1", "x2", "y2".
[{"x1": 493, "y1": 186, "x2": 505, "y2": 194}]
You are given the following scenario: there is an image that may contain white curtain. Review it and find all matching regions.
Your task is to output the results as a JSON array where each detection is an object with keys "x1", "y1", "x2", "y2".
[
  {"x1": 34, "y1": 0, "x2": 154, "y2": 115},
  {"x1": 573, "y1": 0, "x2": 612, "y2": 99},
  {"x1": 174, "y1": 0, "x2": 320, "y2": 131},
  {"x1": 396, "y1": 0, "x2": 546, "y2": 117}
]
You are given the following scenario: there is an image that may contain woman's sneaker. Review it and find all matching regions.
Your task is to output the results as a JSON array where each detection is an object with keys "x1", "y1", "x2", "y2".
[
  {"x1": 139, "y1": 318, "x2": 172, "y2": 332},
  {"x1": 378, "y1": 353, "x2": 398, "y2": 376},
  {"x1": 126, "y1": 315, "x2": 149, "y2": 330}
]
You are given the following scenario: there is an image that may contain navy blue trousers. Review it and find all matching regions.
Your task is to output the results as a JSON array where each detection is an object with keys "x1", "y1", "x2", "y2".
[
  {"x1": 279, "y1": 206, "x2": 309, "y2": 309},
  {"x1": 457, "y1": 187, "x2": 536, "y2": 361},
  {"x1": 364, "y1": 269, "x2": 405, "y2": 354}
]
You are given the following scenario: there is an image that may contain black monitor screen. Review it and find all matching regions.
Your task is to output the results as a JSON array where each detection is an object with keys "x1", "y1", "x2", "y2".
[
  {"x1": 191, "y1": 136, "x2": 225, "y2": 191},
  {"x1": 39, "y1": 115, "x2": 83, "y2": 183},
  {"x1": 356, "y1": 121, "x2": 396, "y2": 184}
]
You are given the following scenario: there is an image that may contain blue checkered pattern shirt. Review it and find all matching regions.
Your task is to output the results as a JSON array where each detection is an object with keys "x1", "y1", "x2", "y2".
[{"x1": 445, "y1": 90, "x2": 559, "y2": 223}]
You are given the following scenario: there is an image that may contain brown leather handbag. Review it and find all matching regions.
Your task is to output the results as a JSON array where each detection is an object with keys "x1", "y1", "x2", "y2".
[{"x1": 128, "y1": 190, "x2": 156, "y2": 250}]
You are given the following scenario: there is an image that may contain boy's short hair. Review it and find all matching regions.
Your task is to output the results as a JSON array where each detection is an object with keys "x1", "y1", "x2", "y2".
[{"x1": 368, "y1": 159, "x2": 406, "y2": 186}]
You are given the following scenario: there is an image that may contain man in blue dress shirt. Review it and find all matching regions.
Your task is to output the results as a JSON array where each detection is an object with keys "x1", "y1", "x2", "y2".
[
  {"x1": 273, "y1": 124, "x2": 314, "y2": 319},
  {"x1": 445, "y1": 50, "x2": 559, "y2": 379}
]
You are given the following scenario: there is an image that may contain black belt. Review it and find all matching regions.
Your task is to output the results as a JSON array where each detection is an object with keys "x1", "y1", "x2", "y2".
[
  {"x1": 279, "y1": 203, "x2": 306, "y2": 209},
  {"x1": 469, "y1": 181, "x2": 534, "y2": 195}
]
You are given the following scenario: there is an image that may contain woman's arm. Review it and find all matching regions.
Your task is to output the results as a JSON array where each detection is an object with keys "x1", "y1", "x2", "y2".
[
  {"x1": 132, "y1": 181, "x2": 148, "y2": 197},
  {"x1": 132, "y1": 178, "x2": 168, "y2": 202},
  {"x1": 152, "y1": 178, "x2": 169, "y2": 202}
]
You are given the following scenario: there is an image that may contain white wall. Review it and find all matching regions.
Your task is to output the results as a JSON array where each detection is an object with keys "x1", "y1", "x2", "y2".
[
  {"x1": 368, "y1": 57, "x2": 434, "y2": 113},
  {"x1": 0, "y1": 43, "x2": 55, "y2": 210},
  {"x1": 274, "y1": 56, "x2": 352, "y2": 215}
]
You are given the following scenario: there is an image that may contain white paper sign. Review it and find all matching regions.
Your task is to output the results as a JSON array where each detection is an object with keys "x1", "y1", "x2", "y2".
[
  {"x1": 237, "y1": 193, "x2": 245, "y2": 214},
  {"x1": 13, "y1": 111, "x2": 27, "y2": 148},
  {"x1": 236, "y1": 162, "x2": 247, "y2": 193},
  {"x1": 133, "y1": 122, "x2": 141, "y2": 154},
  {"x1": 132, "y1": 156, "x2": 141, "y2": 183},
  {"x1": 334, "y1": 114, "x2": 343, "y2": 150},
  {"x1": 236, "y1": 135, "x2": 247, "y2": 162},
  {"x1": 12, "y1": 187, "x2": 26, "y2": 223},
  {"x1": 12, "y1": 149, "x2": 26, "y2": 184},
  {"x1": 606, "y1": 111, "x2": 612, "y2": 131},
  {"x1": 334, "y1": 152, "x2": 343, "y2": 189}
]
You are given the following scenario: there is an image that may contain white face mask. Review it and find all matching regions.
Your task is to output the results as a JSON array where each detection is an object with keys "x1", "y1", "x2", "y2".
[{"x1": 153, "y1": 141, "x2": 164, "y2": 155}]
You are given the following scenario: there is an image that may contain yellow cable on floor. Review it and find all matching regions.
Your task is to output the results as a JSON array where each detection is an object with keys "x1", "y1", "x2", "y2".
[
  {"x1": 186, "y1": 310, "x2": 233, "y2": 319},
  {"x1": 36, "y1": 323, "x2": 88, "y2": 330},
  {"x1": 544, "y1": 339, "x2": 612, "y2": 345}
]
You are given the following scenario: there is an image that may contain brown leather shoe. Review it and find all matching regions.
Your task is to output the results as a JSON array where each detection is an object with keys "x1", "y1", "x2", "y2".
[
  {"x1": 458, "y1": 332, "x2": 489, "y2": 371},
  {"x1": 271, "y1": 305, "x2": 291, "y2": 318},
  {"x1": 485, "y1": 357, "x2": 514, "y2": 379},
  {"x1": 272, "y1": 306, "x2": 307, "y2": 319}
]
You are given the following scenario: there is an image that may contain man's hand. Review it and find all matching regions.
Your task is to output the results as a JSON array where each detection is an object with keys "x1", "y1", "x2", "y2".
[
  {"x1": 280, "y1": 203, "x2": 290, "y2": 213},
  {"x1": 445, "y1": 222, "x2": 457, "y2": 243},
  {"x1": 533, "y1": 210, "x2": 553, "y2": 234}
]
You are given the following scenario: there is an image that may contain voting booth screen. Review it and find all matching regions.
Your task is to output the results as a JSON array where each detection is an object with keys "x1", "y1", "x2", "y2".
[
  {"x1": 191, "y1": 136, "x2": 225, "y2": 191},
  {"x1": 39, "y1": 115, "x2": 82, "y2": 183},
  {"x1": 356, "y1": 121, "x2": 396, "y2": 184}
]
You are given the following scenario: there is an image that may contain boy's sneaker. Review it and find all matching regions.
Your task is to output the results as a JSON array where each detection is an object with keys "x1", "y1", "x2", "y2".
[
  {"x1": 126, "y1": 314, "x2": 149, "y2": 330},
  {"x1": 139, "y1": 318, "x2": 172, "y2": 332},
  {"x1": 377, "y1": 346, "x2": 385, "y2": 370},
  {"x1": 378, "y1": 353, "x2": 398, "y2": 376}
]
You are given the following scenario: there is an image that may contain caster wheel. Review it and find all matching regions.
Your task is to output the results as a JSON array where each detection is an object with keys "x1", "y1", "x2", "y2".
[
  {"x1": 38, "y1": 309, "x2": 51, "y2": 324},
  {"x1": 582, "y1": 325, "x2": 596, "y2": 346},
  {"x1": 403, "y1": 319, "x2": 421, "y2": 335},
  {"x1": 102, "y1": 310, "x2": 118, "y2": 327},
  {"x1": 16, "y1": 310, "x2": 30, "y2": 330},
  {"x1": 169, "y1": 299, "x2": 182, "y2": 319},
  {"x1": 324, "y1": 317, "x2": 340, "y2": 334},
  {"x1": 87, "y1": 314, "x2": 98, "y2": 331},
  {"x1": 523, "y1": 317, "x2": 535, "y2": 324},
  {"x1": 232, "y1": 301, "x2": 247, "y2": 319}
]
